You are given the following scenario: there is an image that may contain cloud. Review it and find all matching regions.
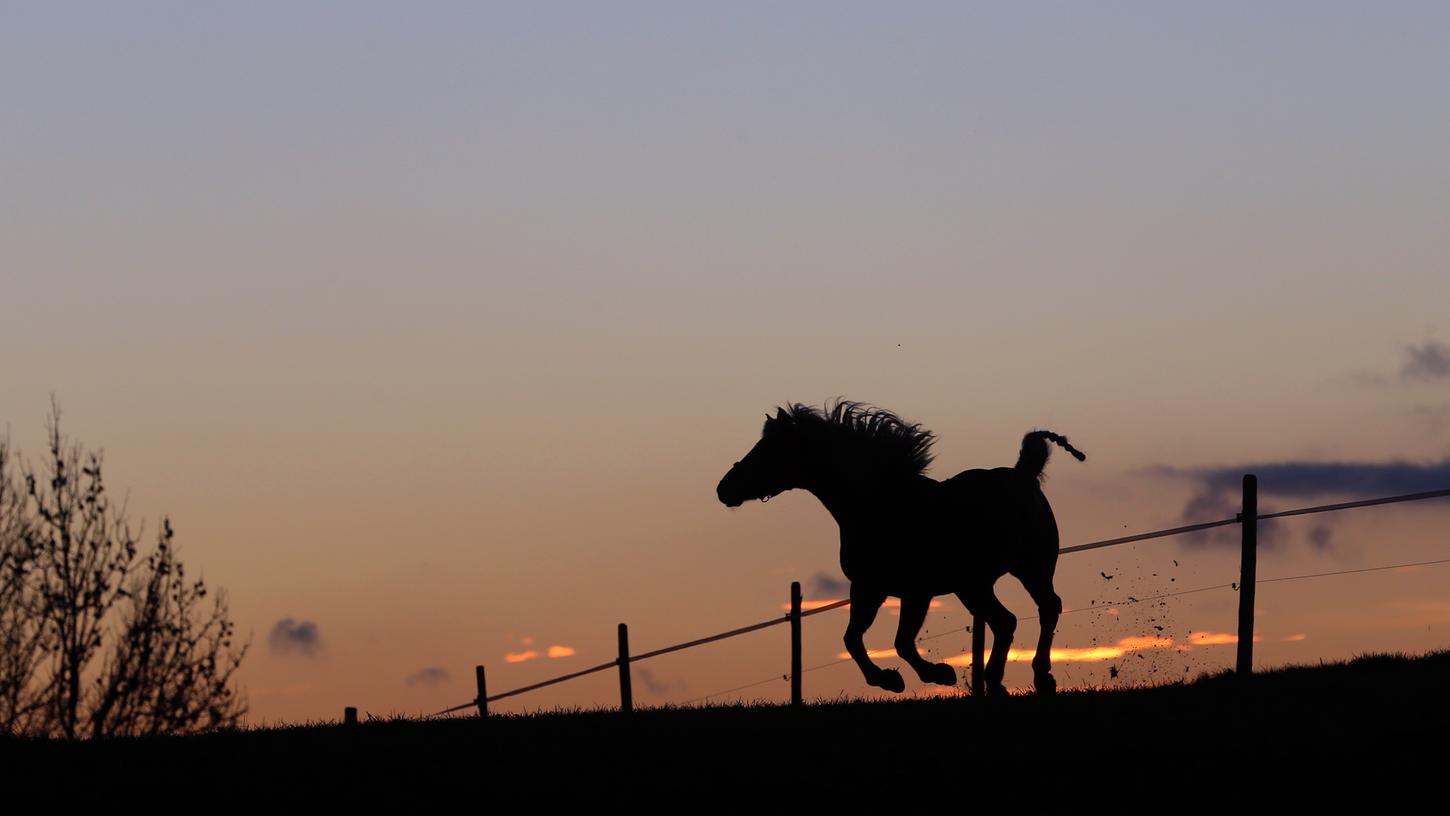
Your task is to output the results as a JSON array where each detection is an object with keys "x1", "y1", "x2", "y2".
[
  {"x1": 1186, "y1": 631, "x2": 1240, "y2": 646},
  {"x1": 505, "y1": 643, "x2": 577, "y2": 664},
  {"x1": 840, "y1": 633, "x2": 1250, "y2": 666},
  {"x1": 1162, "y1": 479, "x2": 1289, "y2": 550},
  {"x1": 808, "y1": 571, "x2": 849, "y2": 597},
  {"x1": 840, "y1": 631, "x2": 1272, "y2": 668},
  {"x1": 1355, "y1": 341, "x2": 1450, "y2": 386},
  {"x1": 791, "y1": 600, "x2": 848, "y2": 611},
  {"x1": 1199, "y1": 460, "x2": 1450, "y2": 498},
  {"x1": 268, "y1": 618, "x2": 321, "y2": 657},
  {"x1": 406, "y1": 667, "x2": 450, "y2": 687},
  {"x1": 781, "y1": 598, "x2": 943, "y2": 612},
  {"x1": 1153, "y1": 459, "x2": 1450, "y2": 551},
  {"x1": 1403, "y1": 340, "x2": 1450, "y2": 382},
  {"x1": 635, "y1": 667, "x2": 683, "y2": 696}
]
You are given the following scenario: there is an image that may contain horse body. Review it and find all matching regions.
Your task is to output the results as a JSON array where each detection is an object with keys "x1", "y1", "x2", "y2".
[
  {"x1": 717, "y1": 401, "x2": 1084, "y2": 696},
  {"x1": 834, "y1": 469, "x2": 1051, "y2": 595}
]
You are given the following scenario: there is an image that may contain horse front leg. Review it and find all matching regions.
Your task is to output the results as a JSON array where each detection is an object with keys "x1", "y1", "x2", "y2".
[
  {"x1": 844, "y1": 585, "x2": 904, "y2": 693},
  {"x1": 895, "y1": 594, "x2": 958, "y2": 687}
]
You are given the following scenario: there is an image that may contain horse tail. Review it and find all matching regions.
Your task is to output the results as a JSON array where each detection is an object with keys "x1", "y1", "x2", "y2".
[{"x1": 1015, "y1": 430, "x2": 1086, "y2": 482}]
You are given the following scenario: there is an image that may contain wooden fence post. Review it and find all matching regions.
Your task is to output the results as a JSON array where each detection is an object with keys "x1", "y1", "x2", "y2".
[
  {"x1": 1237, "y1": 473, "x2": 1258, "y2": 676},
  {"x1": 474, "y1": 665, "x2": 488, "y2": 718},
  {"x1": 344, "y1": 706, "x2": 357, "y2": 726},
  {"x1": 790, "y1": 581, "x2": 803, "y2": 707},
  {"x1": 617, "y1": 623, "x2": 633, "y2": 715},
  {"x1": 971, "y1": 615, "x2": 985, "y2": 697}
]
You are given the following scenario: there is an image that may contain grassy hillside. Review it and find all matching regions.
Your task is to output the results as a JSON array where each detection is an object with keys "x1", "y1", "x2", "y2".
[{"x1": 6, "y1": 651, "x2": 1446, "y2": 806}]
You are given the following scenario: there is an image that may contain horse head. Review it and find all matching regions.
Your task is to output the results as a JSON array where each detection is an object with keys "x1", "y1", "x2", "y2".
[{"x1": 716, "y1": 407, "x2": 808, "y2": 507}]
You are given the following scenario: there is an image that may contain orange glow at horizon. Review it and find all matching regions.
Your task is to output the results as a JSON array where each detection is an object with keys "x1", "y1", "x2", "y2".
[
  {"x1": 507, "y1": 645, "x2": 578, "y2": 663},
  {"x1": 1187, "y1": 631, "x2": 1263, "y2": 646},
  {"x1": 833, "y1": 630, "x2": 1297, "y2": 667},
  {"x1": 795, "y1": 600, "x2": 846, "y2": 611},
  {"x1": 786, "y1": 599, "x2": 945, "y2": 612},
  {"x1": 838, "y1": 635, "x2": 1185, "y2": 665},
  {"x1": 829, "y1": 622, "x2": 1319, "y2": 684}
]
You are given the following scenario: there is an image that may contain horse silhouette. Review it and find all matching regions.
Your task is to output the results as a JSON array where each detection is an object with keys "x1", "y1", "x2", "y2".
[{"x1": 717, "y1": 400, "x2": 1085, "y2": 696}]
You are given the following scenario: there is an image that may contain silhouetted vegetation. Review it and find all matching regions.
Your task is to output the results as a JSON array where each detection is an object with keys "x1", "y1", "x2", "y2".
[{"x1": 0, "y1": 401, "x2": 246, "y2": 738}]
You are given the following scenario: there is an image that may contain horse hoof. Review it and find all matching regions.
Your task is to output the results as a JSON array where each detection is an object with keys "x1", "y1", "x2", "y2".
[
  {"x1": 870, "y1": 668, "x2": 906, "y2": 693},
  {"x1": 987, "y1": 682, "x2": 1010, "y2": 698},
  {"x1": 1034, "y1": 673, "x2": 1057, "y2": 696},
  {"x1": 927, "y1": 663, "x2": 958, "y2": 686}
]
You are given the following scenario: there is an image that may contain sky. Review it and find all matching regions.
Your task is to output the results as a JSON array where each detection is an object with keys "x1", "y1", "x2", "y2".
[{"x1": 3, "y1": 2, "x2": 1449, "y2": 724}]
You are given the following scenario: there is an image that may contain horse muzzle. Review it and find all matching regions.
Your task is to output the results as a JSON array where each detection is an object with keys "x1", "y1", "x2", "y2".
[{"x1": 717, "y1": 472, "x2": 744, "y2": 507}]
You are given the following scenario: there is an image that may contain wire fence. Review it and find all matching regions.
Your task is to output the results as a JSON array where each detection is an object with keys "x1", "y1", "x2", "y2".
[
  {"x1": 419, "y1": 483, "x2": 1450, "y2": 720},
  {"x1": 683, "y1": 555, "x2": 1450, "y2": 704}
]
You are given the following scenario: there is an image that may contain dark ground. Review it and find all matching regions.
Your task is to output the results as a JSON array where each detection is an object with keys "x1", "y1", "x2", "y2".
[{"x1": 5, "y1": 651, "x2": 1445, "y2": 808}]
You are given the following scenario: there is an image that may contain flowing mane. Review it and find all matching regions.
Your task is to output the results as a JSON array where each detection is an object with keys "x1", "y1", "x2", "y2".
[{"x1": 770, "y1": 400, "x2": 936, "y2": 478}]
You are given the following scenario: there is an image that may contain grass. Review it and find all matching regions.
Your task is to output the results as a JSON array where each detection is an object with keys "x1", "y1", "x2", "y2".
[{"x1": 5, "y1": 650, "x2": 1447, "y2": 806}]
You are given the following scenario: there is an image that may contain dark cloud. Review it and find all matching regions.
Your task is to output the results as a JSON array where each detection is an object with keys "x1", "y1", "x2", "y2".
[
  {"x1": 1403, "y1": 341, "x2": 1450, "y2": 382},
  {"x1": 808, "y1": 570, "x2": 848, "y2": 597},
  {"x1": 1351, "y1": 340, "x2": 1450, "y2": 388},
  {"x1": 1183, "y1": 459, "x2": 1450, "y2": 499},
  {"x1": 268, "y1": 618, "x2": 321, "y2": 657},
  {"x1": 635, "y1": 667, "x2": 682, "y2": 696},
  {"x1": 405, "y1": 667, "x2": 450, "y2": 687},
  {"x1": 1154, "y1": 459, "x2": 1450, "y2": 552},
  {"x1": 1168, "y1": 486, "x2": 1284, "y2": 550}
]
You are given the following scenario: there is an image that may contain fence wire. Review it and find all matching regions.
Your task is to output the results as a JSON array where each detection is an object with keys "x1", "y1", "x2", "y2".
[
  {"x1": 681, "y1": 555, "x2": 1450, "y2": 705},
  {"x1": 427, "y1": 486, "x2": 1450, "y2": 717}
]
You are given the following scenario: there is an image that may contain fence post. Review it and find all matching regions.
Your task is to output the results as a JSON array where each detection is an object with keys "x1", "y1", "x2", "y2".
[
  {"x1": 617, "y1": 623, "x2": 633, "y2": 715},
  {"x1": 474, "y1": 665, "x2": 488, "y2": 718},
  {"x1": 1237, "y1": 473, "x2": 1258, "y2": 676},
  {"x1": 790, "y1": 581, "x2": 803, "y2": 707},
  {"x1": 344, "y1": 706, "x2": 357, "y2": 726},
  {"x1": 971, "y1": 615, "x2": 985, "y2": 696}
]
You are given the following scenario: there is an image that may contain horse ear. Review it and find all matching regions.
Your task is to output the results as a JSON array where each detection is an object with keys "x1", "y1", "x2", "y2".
[{"x1": 775, "y1": 407, "x2": 790, "y2": 421}]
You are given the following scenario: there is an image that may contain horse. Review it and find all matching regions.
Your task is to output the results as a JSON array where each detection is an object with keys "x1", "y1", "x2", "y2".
[{"x1": 716, "y1": 400, "x2": 1085, "y2": 696}]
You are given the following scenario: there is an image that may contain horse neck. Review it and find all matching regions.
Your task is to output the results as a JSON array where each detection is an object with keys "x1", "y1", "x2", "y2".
[
  {"x1": 796, "y1": 451, "x2": 873, "y2": 526},
  {"x1": 797, "y1": 446, "x2": 931, "y2": 529}
]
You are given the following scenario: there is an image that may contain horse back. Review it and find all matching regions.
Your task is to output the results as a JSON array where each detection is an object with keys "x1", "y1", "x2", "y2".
[
  {"x1": 941, "y1": 466, "x2": 1058, "y2": 562},
  {"x1": 943, "y1": 466, "x2": 1038, "y2": 508}
]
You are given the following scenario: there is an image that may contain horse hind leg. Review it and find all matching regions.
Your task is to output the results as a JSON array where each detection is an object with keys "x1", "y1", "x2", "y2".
[
  {"x1": 844, "y1": 585, "x2": 905, "y2": 693},
  {"x1": 957, "y1": 587, "x2": 1016, "y2": 697},
  {"x1": 895, "y1": 594, "x2": 958, "y2": 687},
  {"x1": 1017, "y1": 571, "x2": 1062, "y2": 696}
]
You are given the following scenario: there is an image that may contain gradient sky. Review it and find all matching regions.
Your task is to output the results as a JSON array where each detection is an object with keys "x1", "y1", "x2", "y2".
[{"x1": 3, "y1": 2, "x2": 1449, "y2": 724}]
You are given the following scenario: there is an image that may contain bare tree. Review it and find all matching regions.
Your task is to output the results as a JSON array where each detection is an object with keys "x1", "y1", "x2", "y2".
[
  {"x1": 0, "y1": 401, "x2": 247, "y2": 738},
  {"x1": 0, "y1": 433, "x2": 47, "y2": 733}
]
